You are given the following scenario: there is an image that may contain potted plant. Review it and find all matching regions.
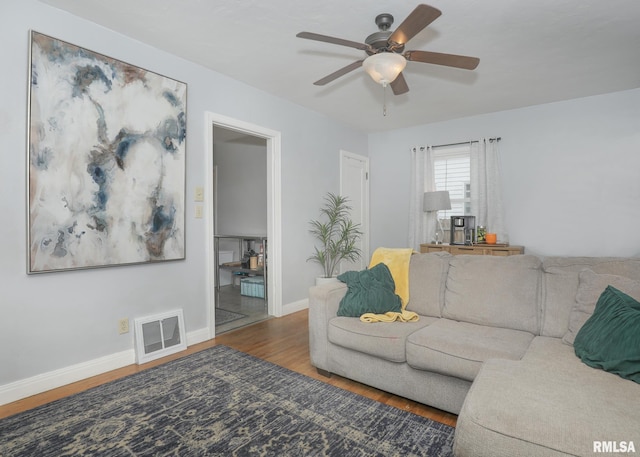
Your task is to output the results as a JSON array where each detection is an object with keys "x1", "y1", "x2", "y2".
[{"x1": 308, "y1": 192, "x2": 362, "y2": 284}]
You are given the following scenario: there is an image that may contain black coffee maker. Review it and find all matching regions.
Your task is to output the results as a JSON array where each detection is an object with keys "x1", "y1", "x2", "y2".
[{"x1": 450, "y1": 216, "x2": 476, "y2": 245}]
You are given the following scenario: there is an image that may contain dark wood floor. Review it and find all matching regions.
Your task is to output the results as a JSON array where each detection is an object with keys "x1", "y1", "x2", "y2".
[{"x1": 0, "y1": 309, "x2": 457, "y2": 427}]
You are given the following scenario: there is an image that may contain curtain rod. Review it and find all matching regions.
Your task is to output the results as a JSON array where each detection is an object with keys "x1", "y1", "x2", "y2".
[{"x1": 433, "y1": 137, "x2": 501, "y2": 149}]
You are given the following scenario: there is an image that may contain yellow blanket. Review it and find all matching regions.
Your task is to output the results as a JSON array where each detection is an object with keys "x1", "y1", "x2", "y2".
[
  {"x1": 360, "y1": 310, "x2": 420, "y2": 323},
  {"x1": 362, "y1": 247, "x2": 418, "y2": 323}
]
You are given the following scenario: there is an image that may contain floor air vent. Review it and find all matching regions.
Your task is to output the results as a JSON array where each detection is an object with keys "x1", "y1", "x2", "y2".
[{"x1": 134, "y1": 309, "x2": 187, "y2": 364}]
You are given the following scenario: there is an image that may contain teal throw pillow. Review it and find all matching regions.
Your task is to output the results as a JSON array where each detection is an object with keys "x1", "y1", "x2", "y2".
[
  {"x1": 574, "y1": 286, "x2": 640, "y2": 384},
  {"x1": 336, "y1": 263, "x2": 402, "y2": 317}
]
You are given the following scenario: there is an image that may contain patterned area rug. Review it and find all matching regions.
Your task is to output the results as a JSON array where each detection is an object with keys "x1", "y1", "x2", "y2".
[
  {"x1": 215, "y1": 307, "x2": 247, "y2": 326},
  {"x1": 0, "y1": 346, "x2": 455, "y2": 456}
]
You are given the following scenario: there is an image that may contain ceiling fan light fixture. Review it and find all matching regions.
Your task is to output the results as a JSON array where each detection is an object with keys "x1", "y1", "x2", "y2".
[{"x1": 362, "y1": 52, "x2": 407, "y2": 86}]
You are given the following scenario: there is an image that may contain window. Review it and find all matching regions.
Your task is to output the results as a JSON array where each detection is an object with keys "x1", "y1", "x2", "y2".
[
  {"x1": 410, "y1": 138, "x2": 504, "y2": 251},
  {"x1": 431, "y1": 144, "x2": 471, "y2": 220}
]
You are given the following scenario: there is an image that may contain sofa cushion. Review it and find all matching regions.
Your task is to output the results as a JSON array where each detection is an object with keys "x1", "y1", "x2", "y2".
[
  {"x1": 328, "y1": 316, "x2": 435, "y2": 363},
  {"x1": 541, "y1": 257, "x2": 640, "y2": 338},
  {"x1": 443, "y1": 255, "x2": 542, "y2": 333},
  {"x1": 454, "y1": 336, "x2": 640, "y2": 457},
  {"x1": 405, "y1": 319, "x2": 534, "y2": 382},
  {"x1": 406, "y1": 252, "x2": 451, "y2": 317},
  {"x1": 574, "y1": 286, "x2": 640, "y2": 383},
  {"x1": 562, "y1": 269, "x2": 640, "y2": 345},
  {"x1": 336, "y1": 263, "x2": 402, "y2": 317}
]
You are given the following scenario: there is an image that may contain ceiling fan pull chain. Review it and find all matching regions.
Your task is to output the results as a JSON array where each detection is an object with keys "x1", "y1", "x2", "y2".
[{"x1": 383, "y1": 83, "x2": 388, "y2": 116}]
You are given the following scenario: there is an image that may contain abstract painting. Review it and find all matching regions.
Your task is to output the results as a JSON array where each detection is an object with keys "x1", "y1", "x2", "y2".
[{"x1": 27, "y1": 31, "x2": 187, "y2": 273}]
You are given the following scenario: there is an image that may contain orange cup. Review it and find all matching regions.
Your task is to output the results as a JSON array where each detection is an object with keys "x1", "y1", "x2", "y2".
[{"x1": 485, "y1": 233, "x2": 497, "y2": 244}]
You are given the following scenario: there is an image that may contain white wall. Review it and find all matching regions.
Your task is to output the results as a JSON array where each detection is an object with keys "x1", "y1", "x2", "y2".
[
  {"x1": 369, "y1": 88, "x2": 640, "y2": 257},
  {"x1": 0, "y1": 0, "x2": 367, "y2": 392},
  {"x1": 214, "y1": 138, "x2": 268, "y2": 236}
]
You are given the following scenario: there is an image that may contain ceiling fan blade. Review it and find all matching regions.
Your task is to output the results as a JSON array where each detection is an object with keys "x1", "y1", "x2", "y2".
[
  {"x1": 313, "y1": 60, "x2": 364, "y2": 86},
  {"x1": 389, "y1": 4, "x2": 442, "y2": 46},
  {"x1": 405, "y1": 50, "x2": 480, "y2": 70},
  {"x1": 296, "y1": 32, "x2": 371, "y2": 51},
  {"x1": 390, "y1": 72, "x2": 409, "y2": 95}
]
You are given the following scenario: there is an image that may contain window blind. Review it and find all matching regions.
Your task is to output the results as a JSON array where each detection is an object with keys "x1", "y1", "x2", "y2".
[{"x1": 432, "y1": 145, "x2": 471, "y2": 219}]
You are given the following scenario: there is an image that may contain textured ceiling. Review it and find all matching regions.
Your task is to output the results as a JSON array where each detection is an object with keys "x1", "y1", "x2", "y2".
[{"x1": 40, "y1": 0, "x2": 640, "y2": 132}]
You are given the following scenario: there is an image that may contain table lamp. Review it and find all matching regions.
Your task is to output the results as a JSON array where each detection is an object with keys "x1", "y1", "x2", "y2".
[{"x1": 423, "y1": 191, "x2": 451, "y2": 244}]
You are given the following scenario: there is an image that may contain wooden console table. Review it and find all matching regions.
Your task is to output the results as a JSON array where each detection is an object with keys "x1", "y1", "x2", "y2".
[{"x1": 420, "y1": 243, "x2": 524, "y2": 256}]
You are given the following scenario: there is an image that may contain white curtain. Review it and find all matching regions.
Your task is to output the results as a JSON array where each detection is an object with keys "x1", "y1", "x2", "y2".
[
  {"x1": 470, "y1": 138, "x2": 508, "y2": 243},
  {"x1": 408, "y1": 146, "x2": 436, "y2": 251}
]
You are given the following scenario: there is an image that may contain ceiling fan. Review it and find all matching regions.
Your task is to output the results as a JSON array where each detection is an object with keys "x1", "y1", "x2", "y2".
[{"x1": 296, "y1": 4, "x2": 479, "y2": 95}]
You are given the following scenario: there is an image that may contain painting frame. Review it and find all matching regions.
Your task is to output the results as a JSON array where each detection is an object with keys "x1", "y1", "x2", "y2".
[{"x1": 27, "y1": 31, "x2": 187, "y2": 274}]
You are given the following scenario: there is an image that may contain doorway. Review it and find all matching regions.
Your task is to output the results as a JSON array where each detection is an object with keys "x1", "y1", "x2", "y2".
[
  {"x1": 213, "y1": 127, "x2": 268, "y2": 333},
  {"x1": 340, "y1": 150, "x2": 370, "y2": 272},
  {"x1": 205, "y1": 112, "x2": 282, "y2": 338}
]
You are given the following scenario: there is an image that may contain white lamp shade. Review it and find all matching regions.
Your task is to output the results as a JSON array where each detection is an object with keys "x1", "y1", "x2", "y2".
[
  {"x1": 362, "y1": 53, "x2": 407, "y2": 85},
  {"x1": 423, "y1": 191, "x2": 452, "y2": 212}
]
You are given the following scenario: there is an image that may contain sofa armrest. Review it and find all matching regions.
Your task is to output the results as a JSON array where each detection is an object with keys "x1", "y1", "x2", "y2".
[{"x1": 308, "y1": 282, "x2": 347, "y2": 371}]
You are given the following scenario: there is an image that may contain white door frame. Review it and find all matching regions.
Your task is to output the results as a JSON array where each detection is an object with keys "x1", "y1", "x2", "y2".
[
  {"x1": 204, "y1": 112, "x2": 282, "y2": 338},
  {"x1": 340, "y1": 150, "x2": 370, "y2": 269}
]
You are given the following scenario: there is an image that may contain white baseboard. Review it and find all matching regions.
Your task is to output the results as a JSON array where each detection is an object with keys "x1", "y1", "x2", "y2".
[
  {"x1": 1, "y1": 315, "x2": 300, "y2": 407},
  {"x1": 0, "y1": 327, "x2": 211, "y2": 407},
  {"x1": 282, "y1": 298, "x2": 309, "y2": 315},
  {"x1": 187, "y1": 327, "x2": 211, "y2": 346},
  {"x1": 0, "y1": 349, "x2": 135, "y2": 407}
]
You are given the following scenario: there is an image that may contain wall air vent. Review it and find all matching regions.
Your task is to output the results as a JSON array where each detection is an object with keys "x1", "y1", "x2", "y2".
[{"x1": 134, "y1": 309, "x2": 187, "y2": 364}]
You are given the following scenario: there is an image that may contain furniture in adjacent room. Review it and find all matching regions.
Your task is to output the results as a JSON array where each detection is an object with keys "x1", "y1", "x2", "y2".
[
  {"x1": 420, "y1": 243, "x2": 524, "y2": 256},
  {"x1": 214, "y1": 235, "x2": 267, "y2": 302}
]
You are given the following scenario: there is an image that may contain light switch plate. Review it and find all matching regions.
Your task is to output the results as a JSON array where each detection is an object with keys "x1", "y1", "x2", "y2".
[{"x1": 194, "y1": 186, "x2": 204, "y2": 202}]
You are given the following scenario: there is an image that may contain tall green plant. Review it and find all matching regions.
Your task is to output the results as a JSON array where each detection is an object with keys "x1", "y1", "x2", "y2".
[{"x1": 308, "y1": 192, "x2": 362, "y2": 278}]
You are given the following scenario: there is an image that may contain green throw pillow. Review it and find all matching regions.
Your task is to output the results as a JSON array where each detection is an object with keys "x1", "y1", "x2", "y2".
[
  {"x1": 336, "y1": 263, "x2": 402, "y2": 317},
  {"x1": 574, "y1": 286, "x2": 640, "y2": 384}
]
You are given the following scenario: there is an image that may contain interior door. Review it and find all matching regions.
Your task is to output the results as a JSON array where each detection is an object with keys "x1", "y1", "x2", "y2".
[{"x1": 340, "y1": 150, "x2": 370, "y2": 273}]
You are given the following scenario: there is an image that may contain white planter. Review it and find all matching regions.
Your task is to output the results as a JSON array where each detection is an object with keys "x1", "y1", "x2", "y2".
[{"x1": 315, "y1": 276, "x2": 339, "y2": 286}]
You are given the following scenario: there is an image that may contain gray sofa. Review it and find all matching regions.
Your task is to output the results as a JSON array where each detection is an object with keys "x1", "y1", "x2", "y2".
[{"x1": 308, "y1": 253, "x2": 640, "y2": 456}]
